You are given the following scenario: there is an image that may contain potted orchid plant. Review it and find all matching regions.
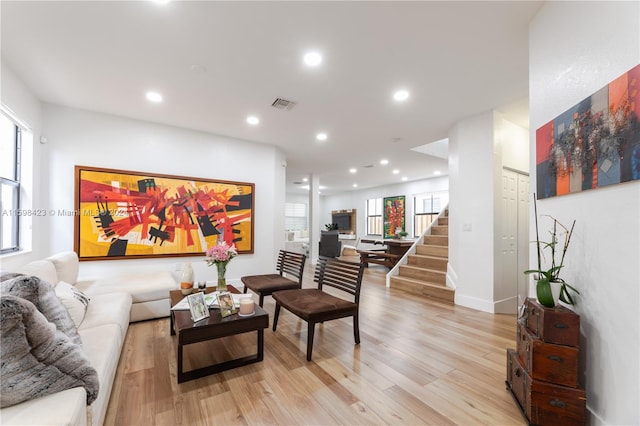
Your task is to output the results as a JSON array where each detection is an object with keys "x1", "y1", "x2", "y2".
[
  {"x1": 524, "y1": 195, "x2": 579, "y2": 308},
  {"x1": 205, "y1": 240, "x2": 238, "y2": 292}
]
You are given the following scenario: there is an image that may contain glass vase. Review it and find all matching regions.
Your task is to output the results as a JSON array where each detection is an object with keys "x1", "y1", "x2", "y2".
[
  {"x1": 216, "y1": 262, "x2": 227, "y2": 292},
  {"x1": 180, "y1": 262, "x2": 194, "y2": 295}
]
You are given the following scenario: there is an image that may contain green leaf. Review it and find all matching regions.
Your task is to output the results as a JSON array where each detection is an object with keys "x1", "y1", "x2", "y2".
[{"x1": 536, "y1": 278, "x2": 555, "y2": 308}]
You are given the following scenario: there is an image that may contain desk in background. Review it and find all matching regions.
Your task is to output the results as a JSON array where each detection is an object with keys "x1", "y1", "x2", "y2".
[{"x1": 358, "y1": 238, "x2": 415, "y2": 268}]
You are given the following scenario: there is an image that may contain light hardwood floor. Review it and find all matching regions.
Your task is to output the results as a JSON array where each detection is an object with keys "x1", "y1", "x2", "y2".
[{"x1": 104, "y1": 260, "x2": 525, "y2": 425}]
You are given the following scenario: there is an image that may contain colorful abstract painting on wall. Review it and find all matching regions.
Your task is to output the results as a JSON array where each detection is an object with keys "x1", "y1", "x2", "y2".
[
  {"x1": 74, "y1": 166, "x2": 254, "y2": 260},
  {"x1": 383, "y1": 196, "x2": 405, "y2": 239},
  {"x1": 536, "y1": 64, "x2": 640, "y2": 199}
]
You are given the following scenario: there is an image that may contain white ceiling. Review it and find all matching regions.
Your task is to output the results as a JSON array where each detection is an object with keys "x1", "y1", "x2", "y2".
[{"x1": 1, "y1": 1, "x2": 540, "y2": 196}]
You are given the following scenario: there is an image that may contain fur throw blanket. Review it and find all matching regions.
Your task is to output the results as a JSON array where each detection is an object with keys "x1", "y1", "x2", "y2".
[{"x1": 0, "y1": 295, "x2": 99, "y2": 408}]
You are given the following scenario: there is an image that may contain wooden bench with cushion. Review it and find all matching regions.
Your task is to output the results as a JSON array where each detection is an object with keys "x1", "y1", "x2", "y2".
[{"x1": 358, "y1": 250, "x2": 400, "y2": 268}]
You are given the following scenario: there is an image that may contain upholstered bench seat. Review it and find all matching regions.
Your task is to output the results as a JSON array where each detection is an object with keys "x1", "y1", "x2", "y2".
[
  {"x1": 272, "y1": 288, "x2": 357, "y2": 321},
  {"x1": 242, "y1": 274, "x2": 300, "y2": 293}
]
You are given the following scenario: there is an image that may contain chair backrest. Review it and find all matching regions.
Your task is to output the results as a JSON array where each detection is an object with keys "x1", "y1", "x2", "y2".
[
  {"x1": 276, "y1": 250, "x2": 307, "y2": 285},
  {"x1": 314, "y1": 256, "x2": 365, "y2": 303},
  {"x1": 319, "y1": 231, "x2": 341, "y2": 257}
]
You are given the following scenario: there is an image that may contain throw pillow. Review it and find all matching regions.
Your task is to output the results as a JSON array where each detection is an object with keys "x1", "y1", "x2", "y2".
[
  {"x1": 55, "y1": 281, "x2": 90, "y2": 327},
  {"x1": 1, "y1": 275, "x2": 82, "y2": 346},
  {"x1": 0, "y1": 295, "x2": 99, "y2": 408}
]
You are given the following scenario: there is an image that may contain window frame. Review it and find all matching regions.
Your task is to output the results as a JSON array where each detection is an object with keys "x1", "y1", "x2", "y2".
[
  {"x1": 413, "y1": 191, "x2": 448, "y2": 237},
  {"x1": 284, "y1": 202, "x2": 308, "y2": 232},
  {"x1": 366, "y1": 198, "x2": 382, "y2": 236},
  {"x1": 1, "y1": 117, "x2": 21, "y2": 254}
]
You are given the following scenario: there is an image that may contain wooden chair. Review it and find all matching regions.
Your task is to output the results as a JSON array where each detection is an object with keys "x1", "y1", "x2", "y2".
[
  {"x1": 241, "y1": 250, "x2": 306, "y2": 307},
  {"x1": 272, "y1": 256, "x2": 365, "y2": 361}
]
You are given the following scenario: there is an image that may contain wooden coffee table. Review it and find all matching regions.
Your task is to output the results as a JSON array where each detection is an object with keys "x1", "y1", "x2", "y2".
[{"x1": 169, "y1": 286, "x2": 269, "y2": 383}]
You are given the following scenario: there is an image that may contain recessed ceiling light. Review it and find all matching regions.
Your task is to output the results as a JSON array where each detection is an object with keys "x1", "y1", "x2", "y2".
[
  {"x1": 303, "y1": 178, "x2": 308, "y2": 182},
  {"x1": 393, "y1": 89, "x2": 410, "y2": 102},
  {"x1": 392, "y1": 169, "x2": 400, "y2": 174},
  {"x1": 150, "y1": 0, "x2": 170, "y2": 4},
  {"x1": 353, "y1": 184, "x2": 358, "y2": 188},
  {"x1": 316, "y1": 133, "x2": 328, "y2": 141},
  {"x1": 145, "y1": 91, "x2": 163, "y2": 103},
  {"x1": 380, "y1": 159, "x2": 389, "y2": 165},
  {"x1": 246, "y1": 116, "x2": 259, "y2": 125},
  {"x1": 402, "y1": 177, "x2": 408, "y2": 181},
  {"x1": 349, "y1": 168, "x2": 357, "y2": 173},
  {"x1": 434, "y1": 170, "x2": 441, "y2": 175},
  {"x1": 303, "y1": 51, "x2": 322, "y2": 67},
  {"x1": 190, "y1": 64, "x2": 207, "y2": 73}
]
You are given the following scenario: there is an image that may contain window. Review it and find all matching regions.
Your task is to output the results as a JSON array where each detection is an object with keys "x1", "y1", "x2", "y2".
[
  {"x1": 366, "y1": 198, "x2": 382, "y2": 235},
  {"x1": 414, "y1": 191, "x2": 449, "y2": 237},
  {"x1": 285, "y1": 202, "x2": 307, "y2": 231},
  {"x1": 1, "y1": 113, "x2": 21, "y2": 253}
]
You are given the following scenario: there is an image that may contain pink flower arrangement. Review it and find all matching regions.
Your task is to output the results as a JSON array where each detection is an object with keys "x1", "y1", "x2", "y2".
[{"x1": 205, "y1": 241, "x2": 238, "y2": 266}]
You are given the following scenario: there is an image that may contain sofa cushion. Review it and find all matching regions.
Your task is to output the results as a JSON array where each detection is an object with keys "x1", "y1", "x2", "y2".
[
  {"x1": 79, "y1": 270, "x2": 176, "y2": 303},
  {"x1": 15, "y1": 260, "x2": 58, "y2": 286},
  {"x1": 46, "y1": 251, "x2": 79, "y2": 285},
  {"x1": 1, "y1": 275, "x2": 82, "y2": 346},
  {"x1": 0, "y1": 295, "x2": 99, "y2": 408},
  {"x1": 0, "y1": 387, "x2": 87, "y2": 426},
  {"x1": 79, "y1": 324, "x2": 125, "y2": 426},
  {"x1": 78, "y1": 292, "x2": 131, "y2": 336},
  {"x1": 55, "y1": 281, "x2": 90, "y2": 327}
]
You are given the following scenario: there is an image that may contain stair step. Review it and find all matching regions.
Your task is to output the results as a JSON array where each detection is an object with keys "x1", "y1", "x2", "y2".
[
  {"x1": 423, "y1": 235, "x2": 448, "y2": 246},
  {"x1": 437, "y1": 217, "x2": 449, "y2": 226},
  {"x1": 416, "y1": 244, "x2": 448, "y2": 258},
  {"x1": 431, "y1": 225, "x2": 448, "y2": 236},
  {"x1": 390, "y1": 276, "x2": 454, "y2": 304},
  {"x1": 398, "y1": 265, "x2": 446, "y2": 284},
  {"x1": 407, "y1": 254, "x2": 447, "y2": 271}
]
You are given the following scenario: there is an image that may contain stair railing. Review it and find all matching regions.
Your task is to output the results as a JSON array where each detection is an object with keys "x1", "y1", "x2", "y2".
[{"x1": 385, "y1": 203, "x2": 450, "y2": 288}]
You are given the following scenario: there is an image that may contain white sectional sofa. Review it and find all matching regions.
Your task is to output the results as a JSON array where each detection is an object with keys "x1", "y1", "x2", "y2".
[{"x1": 0, "y1": 251, "x2": 177, "y2": 425}]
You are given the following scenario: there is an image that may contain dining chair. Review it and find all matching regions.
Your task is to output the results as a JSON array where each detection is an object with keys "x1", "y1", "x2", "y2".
[
  {"x1": 241, "y1": 250, "x2": 306, "y2": 307},
  {"x1": 271, "y1": 256, "x2": 365, "y2": 361}
]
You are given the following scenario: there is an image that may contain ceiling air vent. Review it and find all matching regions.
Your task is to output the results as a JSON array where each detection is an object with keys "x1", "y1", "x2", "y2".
[
  {"x1": 362, "y1": 164, "x2": 374, "y2": 168},
  {"x1": 271, "y1": 97, "x2": 297, "y2": 111}
]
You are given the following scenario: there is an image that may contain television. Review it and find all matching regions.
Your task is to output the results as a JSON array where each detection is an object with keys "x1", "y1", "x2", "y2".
[{"x1": 331, "y1": 213, "x2": 351, "y2": 231}]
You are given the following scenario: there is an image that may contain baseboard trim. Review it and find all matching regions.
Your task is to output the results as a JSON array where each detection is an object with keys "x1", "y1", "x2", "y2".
[{"x1": 455, "y1": 293, "x2": 495, "y2": 313}]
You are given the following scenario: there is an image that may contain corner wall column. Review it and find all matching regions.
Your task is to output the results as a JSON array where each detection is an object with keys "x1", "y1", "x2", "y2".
[{"x1": 308, "y1": 174, "x2": 320, "y2": 264}]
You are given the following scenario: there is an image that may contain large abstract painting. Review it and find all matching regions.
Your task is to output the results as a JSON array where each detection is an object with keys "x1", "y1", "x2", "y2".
[
  {"x1": 536, "y1": 63, "x2": 640, "y2": 199},
  {"x1": 74, "y1": 166, "x2": 254, "y2": 260},
  {"x1": 383, "y1": 196, "x2": 405, "y2": 238}
]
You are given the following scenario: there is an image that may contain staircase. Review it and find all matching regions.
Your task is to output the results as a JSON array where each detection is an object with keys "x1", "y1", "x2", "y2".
[{"x1": 390, "y1": 211, "x2": 454, "y2": 304}]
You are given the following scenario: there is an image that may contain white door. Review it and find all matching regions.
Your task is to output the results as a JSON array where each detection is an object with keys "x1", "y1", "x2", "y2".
[
  {"x1": 497, "y1": 169, "x2": 529, "y2": 313},
  {"x1": 517, "y1": 173, "x2": 530, "y2": 306}
]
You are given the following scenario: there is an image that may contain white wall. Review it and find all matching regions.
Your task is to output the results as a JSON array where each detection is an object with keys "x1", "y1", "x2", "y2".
[
  {"x1": 31, "y1": 103, "x2": 285, "y2": 286},
  {"x1": 499, "y1": 115, "x2": 529, "y2": 172},
  {"x1": 530, "y1": 2, "x2": 639, "y2": 424},
  {"x1": 320, "y1": 176, "x2": 449, "y2": 238},
  {"x1": 448, "y1": 111, "x2": 497, "y2": 311}
]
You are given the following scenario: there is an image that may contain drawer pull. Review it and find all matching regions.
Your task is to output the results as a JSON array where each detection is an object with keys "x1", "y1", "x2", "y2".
[
  {"x1": 514, "y1": 367, "x2": 521, "y2": 377},
  {"x1": 549, "y1": 398, "x2": 568, "y2": 408},
  {"x1": 547, "y1": 355, "x2": 563, "y2": 362},
  {"x1": 554, "y1": 322, "x2": 569, "y2": 329}
]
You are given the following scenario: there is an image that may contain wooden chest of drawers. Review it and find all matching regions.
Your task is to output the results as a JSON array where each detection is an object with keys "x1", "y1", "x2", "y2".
[
  {"x1": 507, "y1": 349, "x2": 586, "y2": 426},
  {"x1": 524, "y1": 297, "x2": 580, "y2": 347},
  {"x1": 506, "y1": 298, "x2": 586, "y2": 425},
  {"x1": 517, "y1": 322, "x2": 579, "y2": 387}
]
